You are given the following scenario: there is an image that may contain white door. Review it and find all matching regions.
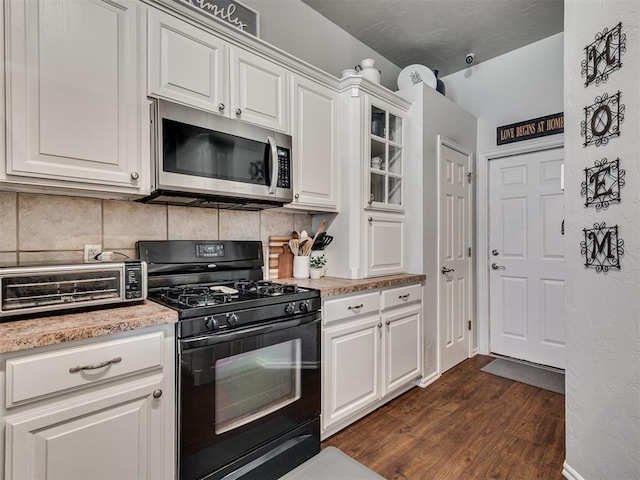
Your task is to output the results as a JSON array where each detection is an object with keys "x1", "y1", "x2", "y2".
[
  {"x1": 439, "y1": 138, "x2": 473, "y2": 373},
  {"x1": 489, "y1": 148, "x2": 565, "y2": 369}
]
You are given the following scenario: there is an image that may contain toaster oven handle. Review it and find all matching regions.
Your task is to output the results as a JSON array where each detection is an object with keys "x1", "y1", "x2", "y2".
[{"x1": 267, "y1": 136, "x2": 278, "y2": 194}]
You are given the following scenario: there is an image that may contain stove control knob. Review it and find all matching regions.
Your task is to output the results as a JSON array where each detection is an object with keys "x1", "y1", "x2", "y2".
[
  {"x1": 205, "y1": 316, "x2": 218, "y2": 331},
  {"x1": 285, "y1": 303, "x2": 296, "y2": 316},
  {"x1": 299, "y1": 300, "x2": 310, "y2": 313},
  {"x1": 227, "y1": 313, "x2": 238, "y2": 327}
]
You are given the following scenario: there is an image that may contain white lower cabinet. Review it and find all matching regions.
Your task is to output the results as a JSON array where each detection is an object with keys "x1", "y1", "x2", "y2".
[
  {"x1": 323, "y1": 313, "x2": 381, "y2": 431},
  {"x1": 1, "y1": 325, "x2": 175, "y2": 480},
  {"x1": 321, "y1": 284, "x2": 422, "y2": 439},
  {"x1": 383, "y1": 304, "x2": 422, "y2": 395}
]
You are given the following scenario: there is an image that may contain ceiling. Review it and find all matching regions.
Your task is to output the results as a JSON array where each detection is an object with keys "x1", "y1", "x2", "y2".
[{"x1": 300, "y1": 0, "x2": 564, "y2": 77}]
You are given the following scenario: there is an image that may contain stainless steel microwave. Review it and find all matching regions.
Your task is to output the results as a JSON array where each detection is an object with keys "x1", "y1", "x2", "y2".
[{"x1": 142, "y1": 99, "x2": 293, "y2": 209}]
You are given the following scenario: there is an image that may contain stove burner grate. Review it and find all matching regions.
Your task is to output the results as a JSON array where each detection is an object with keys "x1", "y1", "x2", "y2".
[
  {"x1": 160, "y1": 285, "x2": 234, "y2": 308},
  {"x1": 234, "y1": 280, "x2": 300, "y2": 296}
]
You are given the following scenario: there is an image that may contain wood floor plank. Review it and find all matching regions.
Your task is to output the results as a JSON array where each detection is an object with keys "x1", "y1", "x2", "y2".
[{"x1": 322, "y1": 355, "x2": 565, "y2": 480}]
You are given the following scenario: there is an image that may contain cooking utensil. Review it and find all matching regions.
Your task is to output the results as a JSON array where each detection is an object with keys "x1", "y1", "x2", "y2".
[
  {"x1": 298, "y1": 238, "x2": 310, "y2": 256},
  {"x1": 312, "y1": 233, "x2": 333, "y2": 251},
  {"x1": 292, "y1": 230, "x2": 299, "y2": 240},
  {"x1": 289, "y1": 239, "x2": 299, "y2": 256},
  {"x1": 303, "y1": 220, "x2": 327, "y2": 256}
]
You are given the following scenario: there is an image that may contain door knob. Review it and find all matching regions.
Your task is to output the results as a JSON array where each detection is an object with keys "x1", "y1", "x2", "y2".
[
  {"x1": 441, "y1": 267, "x2": 454, "y2": 274},
  {"x1": 491, "y1": 263, "x2": 506, "y2": 270}
]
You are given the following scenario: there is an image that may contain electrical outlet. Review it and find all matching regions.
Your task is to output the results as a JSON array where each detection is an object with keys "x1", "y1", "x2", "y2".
[{"x1": 84, "y1": 244, "x2": 102, "y2": 263}]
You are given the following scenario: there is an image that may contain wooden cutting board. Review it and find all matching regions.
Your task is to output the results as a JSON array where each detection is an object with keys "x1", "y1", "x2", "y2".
[{"x1": 268, "y1": 236, "x2": 293, "y2": 279}]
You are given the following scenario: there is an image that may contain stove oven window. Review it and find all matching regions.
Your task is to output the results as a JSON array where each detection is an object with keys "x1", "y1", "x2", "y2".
[{"x1": 214, "y1": 339, "x2": 302, "y2": 434}]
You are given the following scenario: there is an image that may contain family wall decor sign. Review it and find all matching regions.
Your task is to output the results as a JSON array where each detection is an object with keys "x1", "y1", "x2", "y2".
[
  {"x1": 173, "y1": 0, "x2": 259, "y2": 36},
  {"x1": 579, "y1": 22, "x2": 627, "y2": 273}
]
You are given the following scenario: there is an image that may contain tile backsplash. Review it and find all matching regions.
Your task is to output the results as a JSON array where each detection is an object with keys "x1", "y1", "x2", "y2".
[{"x1": 0, "y1": 192, "x2": 312, "y2": 278}]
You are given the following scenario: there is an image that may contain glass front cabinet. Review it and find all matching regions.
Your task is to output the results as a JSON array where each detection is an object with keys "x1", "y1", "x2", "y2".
[
  {"x1": 368, "y1": 103, "x2": 404, "y2": 211},
  {"x1": 332, "y1": 77, "x2": 410, "y2": 279}
]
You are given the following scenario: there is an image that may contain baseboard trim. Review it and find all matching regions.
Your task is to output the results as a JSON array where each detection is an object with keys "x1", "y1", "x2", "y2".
[
  {"x1": 417, "y1": 371, "x2": 440, "y2": 388},
  {"x1": 562, "y1": 461, "x2": 585, "y2": 480},
  {"x1": 471, "y1": 348, "x2": 479, "y2": 356}
]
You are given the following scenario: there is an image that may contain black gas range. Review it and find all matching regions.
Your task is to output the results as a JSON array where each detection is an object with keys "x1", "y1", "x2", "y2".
[{"x1": 138, "y1": 240, "x2": 321, "y2": 480}]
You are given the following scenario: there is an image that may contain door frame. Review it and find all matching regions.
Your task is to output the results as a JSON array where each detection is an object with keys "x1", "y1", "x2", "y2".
[
  {"x1": 476, "y1": 135, "x2": 564, "y2": 355},
  {"x1": 437, "y1": 135, "x2": 474, "y2": 372}
]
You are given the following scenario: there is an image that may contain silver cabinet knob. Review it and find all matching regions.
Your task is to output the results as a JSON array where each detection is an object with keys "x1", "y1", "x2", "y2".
[
  {"x1": 130, "y1": 172, "x2": 139, "y2": 180},
  {"x1": 385, "y1": 320, "x2": 390, "y2": 326},
  {"x1": 368, "y1": 217, "x2": 373, "y2": 222},
  {"x1": 235, "y1": 108, "x2": 242, "y2": 116},
  {"x1": 377, "y1": 323, "x2": 382, "y2": 329},
  {"x1": 153, "y1": 389, "x2": 163, "y2": 399},
  {"x1": 294, "y1": 193, "x2": 300, "y2": 199},
  {"x1": 368, "y1": 194, "x2": 374, "y2": 204},
  {"x1": 491, "y1": 263, "x2": 506, "y2": 270},
  {"x1": 218, "y1": 103, "x2": 225, "y2": 111}
]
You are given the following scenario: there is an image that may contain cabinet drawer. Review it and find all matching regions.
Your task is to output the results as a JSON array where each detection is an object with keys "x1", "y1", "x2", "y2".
[
  {"x1": 323, "y1": 292, "x2": 380, "y2": 324},
  {"x1": 380, "y1": 284, "x2": 422, "y2": 311},
  {"x1": 6, "y1": 331, "x2": 164, "y2": 407}
]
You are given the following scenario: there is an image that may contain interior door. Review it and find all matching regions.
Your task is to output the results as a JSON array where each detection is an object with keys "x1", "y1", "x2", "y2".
[
  {"x1": 439, "y1": 138, "x2": 473, "y2": 373},
  {"x1": 488, "y1": 148, "x2": 565, "y2": 369}
]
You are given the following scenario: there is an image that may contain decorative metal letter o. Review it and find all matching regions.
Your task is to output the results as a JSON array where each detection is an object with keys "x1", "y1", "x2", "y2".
[{"x1": 591, "y1": 104, "x2": 612, "y2": 137}]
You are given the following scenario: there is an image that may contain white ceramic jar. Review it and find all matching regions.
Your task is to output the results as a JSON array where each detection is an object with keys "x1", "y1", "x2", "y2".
[{"x1": 357, "y1": 58, "x2": 381, "y2": 84}]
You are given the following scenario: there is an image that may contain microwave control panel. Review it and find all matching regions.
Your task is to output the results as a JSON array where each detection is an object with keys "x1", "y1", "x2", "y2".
[{"x1": 276, "y1": 147, "x2": 291, "y2": 189}]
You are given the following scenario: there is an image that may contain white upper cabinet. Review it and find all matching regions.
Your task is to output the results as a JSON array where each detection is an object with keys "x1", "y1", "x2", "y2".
[
  {"x1": 330, "y1": 78, "x2": 411, "y2": 278},
  {"x1": 148, "y1": 8, "x2": 289, "y2": 133},
  {"x1": 289, "y1": 75, "x2": 338, "y2": 211},
  {"x1": 148, "y1": 8, "x2": 226, "y2": 114},
  {"x1": 3, "y1": 0, "x2": 148, "y2": 195}
]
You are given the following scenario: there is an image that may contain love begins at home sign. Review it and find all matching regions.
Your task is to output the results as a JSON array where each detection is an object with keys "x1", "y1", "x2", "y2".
[
  {"x1": 175, "y1": 0, "x2": 259, "y2": 36},
  {"x1": 497, "y1": 112, "x2": 564, "y2": 145}
]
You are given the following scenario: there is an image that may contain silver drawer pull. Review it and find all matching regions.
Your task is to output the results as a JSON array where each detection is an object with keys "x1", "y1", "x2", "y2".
[
  {"x1": 69, "y1": 357, "x2": 122, "y2": 373},
  {"x1": 348, "y1": 304, "x2": 364, "y2": 310},
  {"x1": 398, "y1": 294, "x2": 410, "y2": 300}
]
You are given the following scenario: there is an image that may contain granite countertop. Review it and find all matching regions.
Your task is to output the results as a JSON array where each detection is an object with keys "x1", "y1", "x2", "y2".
[
  {"x1": 280, "y1": 273, "x2": 426, "y2": 297},
  {"x1": 0, "y1": 301, "x2": 178, "y2": 355}
]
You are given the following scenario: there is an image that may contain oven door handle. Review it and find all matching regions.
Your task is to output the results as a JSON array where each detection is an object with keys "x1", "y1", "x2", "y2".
[{"x1": 180, "y1": 315, "x2": 320, "y2": 351}]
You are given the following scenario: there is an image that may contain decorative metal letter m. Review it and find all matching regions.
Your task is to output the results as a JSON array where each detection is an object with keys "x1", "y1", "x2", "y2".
[{"x1": 581, "y1": 223, "x2": 623, "y2": 272}]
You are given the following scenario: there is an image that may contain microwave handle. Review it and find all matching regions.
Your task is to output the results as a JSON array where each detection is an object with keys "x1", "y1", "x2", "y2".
[{"x1": 267, "y1": 136, "x2": 278, "y2": 194}]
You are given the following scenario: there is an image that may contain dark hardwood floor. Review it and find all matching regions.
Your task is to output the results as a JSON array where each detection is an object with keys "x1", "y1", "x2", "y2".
[{"x1": 321, "y1": 355, "x2": 565, "y2": 480}]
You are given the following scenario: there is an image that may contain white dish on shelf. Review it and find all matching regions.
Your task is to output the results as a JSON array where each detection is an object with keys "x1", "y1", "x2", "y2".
[{"x1": 397, "y1": 64, "x2": 437, "y2": 90}]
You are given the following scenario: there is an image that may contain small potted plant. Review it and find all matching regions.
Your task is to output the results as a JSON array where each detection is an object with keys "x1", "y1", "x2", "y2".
[{"x1": 309, "y1": 254, "x2": 326, "y2": 279}]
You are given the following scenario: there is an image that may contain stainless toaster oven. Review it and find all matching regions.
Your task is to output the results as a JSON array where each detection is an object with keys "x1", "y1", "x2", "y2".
[{"x1": 0, "y1": 261, "x2": 147, "y2": 318}]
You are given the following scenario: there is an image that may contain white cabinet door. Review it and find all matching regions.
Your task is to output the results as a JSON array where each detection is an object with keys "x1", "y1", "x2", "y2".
[
  {"x1": 230, "y1": 46, "x2": 289, "y2": 132},
  {"x1": 382, "y1": 304, "x2": 422, "y2": 395},
  {"x1": 4, "y1": 377, "x2": 168, "y2": 480},
  {"x1": 290, "y1": 76, "x2": 338, "y2": 211},
  {"x1": 365, "y1": 212, "x2": 405, "y2": 277},
  {"x1": 322, "y1": 315, "x2": 381, "y2": 431},
  {"x1": 5, "y1": 0, "x2": 146, "y2": 193},
  {"x1": 148, "y1": 8, "x2": 226, "y2": 114}
]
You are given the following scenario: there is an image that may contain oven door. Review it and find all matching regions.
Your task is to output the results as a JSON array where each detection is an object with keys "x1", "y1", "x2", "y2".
[{"x1": 178, "y1": 313, "x2": 320, "y2": 480}]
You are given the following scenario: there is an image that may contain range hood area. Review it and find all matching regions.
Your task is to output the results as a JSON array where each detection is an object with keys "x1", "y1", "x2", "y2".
[{"x1": 138, "y1": 189, "x2": 285, "y2": 211}]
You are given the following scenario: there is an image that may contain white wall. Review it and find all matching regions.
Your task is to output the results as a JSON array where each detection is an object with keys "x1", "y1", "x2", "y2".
[
  {"x1": 241, "y1": 0, "x2": 401, "y2": 90},
  {"x1": 443, "y1": 33, "x2": 564, "y2": 154},
  {"x1": 563, "y1": 2, "x2": 640, "y2": 479}
]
